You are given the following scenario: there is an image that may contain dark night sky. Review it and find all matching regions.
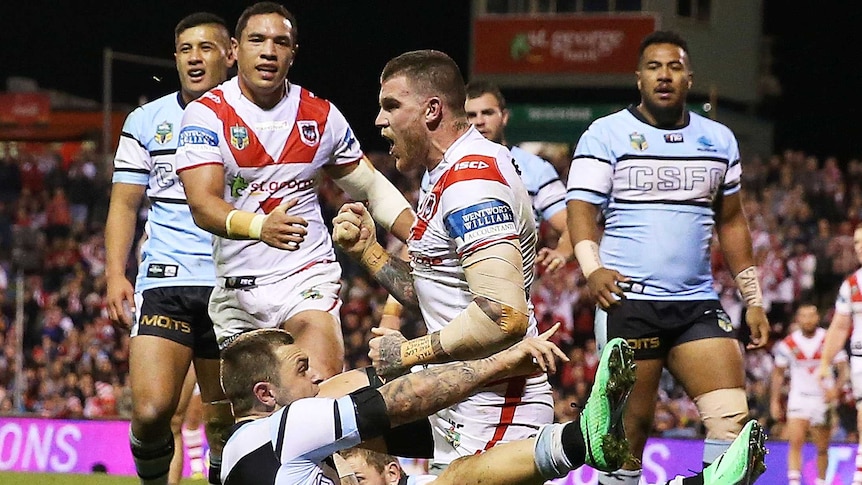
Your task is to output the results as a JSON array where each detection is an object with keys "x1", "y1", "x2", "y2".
[{"x1": 2, "y1": 1, "x2": 860, "y2": 159}]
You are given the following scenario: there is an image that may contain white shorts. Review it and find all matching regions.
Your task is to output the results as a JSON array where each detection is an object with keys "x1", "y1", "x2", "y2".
[
  {"x1": 210, "y1": 261, "x2": 342, "y2": 348},
  {"x1": 786, "y1": 393, "x2": 830, "y2": 426},
  {"x1": 428, "y1": 373, "x2": 553, "y2": 468}
]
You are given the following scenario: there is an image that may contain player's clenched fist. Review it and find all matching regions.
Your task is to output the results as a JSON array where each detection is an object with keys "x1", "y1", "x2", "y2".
[{"x1": 332, "y1": 202, "x2": 377, "y2": 259}]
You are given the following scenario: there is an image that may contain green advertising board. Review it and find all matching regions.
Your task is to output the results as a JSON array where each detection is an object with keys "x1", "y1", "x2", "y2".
[
  {"x1": 505, "y1": 104, "x2": 623, "y2": 145},
  {"x1": 506, "y1": 103, "x2": 710, "y2": 145}
]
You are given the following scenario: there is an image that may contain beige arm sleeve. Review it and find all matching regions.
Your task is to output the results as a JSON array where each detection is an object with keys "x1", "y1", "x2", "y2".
[
  {"x1": 437, "y1": 241, "x2": 530, "y2": 360},
  {"x1": 333, "y1": 159, "x2": 411, "y2": 231}
]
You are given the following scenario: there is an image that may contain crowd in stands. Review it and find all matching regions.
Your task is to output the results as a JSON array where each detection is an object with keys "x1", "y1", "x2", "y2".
[{"x1": 0, "y1": 141, "x2": 859, "y2": 444}]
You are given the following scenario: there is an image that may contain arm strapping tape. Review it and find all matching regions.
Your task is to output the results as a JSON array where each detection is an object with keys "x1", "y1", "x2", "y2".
[
  {"x1": 225, "y1": 209, "x2": 264, "y2": 239},
  {"x1": 574, "y1": 240, "x2": 602, "y2": 278},
  {"x1": 734, "y1": 266, "x2": 764, "y2": 308},
  {"x1": 334, "y1": 160, "x2": 411, "y2": 231}
]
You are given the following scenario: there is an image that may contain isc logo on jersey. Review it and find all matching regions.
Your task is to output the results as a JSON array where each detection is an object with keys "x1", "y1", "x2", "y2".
[
  {"x1": 454, "y1": 160, "x2": 489, "y2": 171},
  {"x1": 445, "y1": 199, "x2": 515, "y2": 245}
]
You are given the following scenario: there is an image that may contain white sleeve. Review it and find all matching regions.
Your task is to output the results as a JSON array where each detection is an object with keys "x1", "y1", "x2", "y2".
[
  {"x1": 175, "y1": 101, "x2": 224, "y2": 172},
  {"x1": 440, "y1": 156, "x2": 520, "y2": 257},
  {"x1": 772, "y1": 341, "x2": 790, "y2": 369},
  {"x1": 835, "y1": 279, "x2": 852, "y2": 316},
  {"x1": 326, "y1": 102, "x2": 364, "y2": 166},
  {"x1": 272, "y1": 396, "x2": 362, "y2": 464},
  {"x1": 112, "y1": 108, "x2": 151, "y2": 185},
  {"x1": 566, "y1": 124, "x2": 613, "y2": 205}
]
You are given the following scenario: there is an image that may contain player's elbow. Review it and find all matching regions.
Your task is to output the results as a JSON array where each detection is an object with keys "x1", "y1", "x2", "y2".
[{"x1": 475, "y1": 296, "x2": 529, "y2": 339}]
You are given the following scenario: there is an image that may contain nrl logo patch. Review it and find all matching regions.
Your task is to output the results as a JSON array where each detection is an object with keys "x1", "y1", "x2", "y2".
[
  {"x1": 629, "y1": 132, "x2": 648, "y2": 151},
  {"x1": 155, "y1": 121, "x2": 173, "y2": 144},
  {"x1": 716, "y1": 309, "x2": 733, "y2": 333},
  {"x1": 300, "y1": 288, "x2": 323, "y2": 300},
  {"x1": 230, "y1": 125, "x2": 249, "y2": 150},
  {"x1": 297, "y1": 120, "x2": 320, "y2": 146}
]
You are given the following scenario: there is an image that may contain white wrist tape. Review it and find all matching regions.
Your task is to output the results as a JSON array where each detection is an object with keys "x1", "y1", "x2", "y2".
[
  {"x1": 574, "y1": 240, "x2": 603, "y2": 278},
  {"x1": 335, "y1": 159, "x2": 411, "y2": 231},
  {"x1": 734, "y1": 266, "x2": 764, "y2": 307}
]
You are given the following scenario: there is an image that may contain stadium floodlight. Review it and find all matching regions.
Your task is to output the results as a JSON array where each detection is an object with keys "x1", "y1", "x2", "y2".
[{"x1": 101, "y1": 48, "x2": 175, "y2": 165}]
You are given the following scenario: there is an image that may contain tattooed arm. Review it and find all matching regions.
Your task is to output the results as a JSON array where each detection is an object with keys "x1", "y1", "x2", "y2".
[
  {"x1": 332, "y1": 202, "x2": 420, "y2": 312},
  {"x1": 379, "y1": 325, "x2": 566, "y2": 427}
]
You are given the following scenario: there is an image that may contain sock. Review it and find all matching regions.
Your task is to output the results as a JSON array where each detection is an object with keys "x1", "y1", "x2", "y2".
[
  {"x1": 560, "y1": 421, "x2": 587, "y2": 466},
  {"x1": 788, "y1": 469, "x2": 801, "y2": 485},
  {"x1": 130, "y1": 429, "x2": 174, "y2": 485},
  {"x1": 533, "y1": 423, "x2": 575, "y2": 479},
  {"x1": 673, "y1": 476, "x2": 703, "y2": 485},
  {"x1": 598, "y1": 468, "x2": 641, "y2": 485},
  {"x1": 208, "y1": 451, "x2": 223, "y2": 485},
  {"x1": 816, "y1": 479, "x2": 827, "y2": 485},
  {"x1": 182, "y1": 425, "x2": 205, "y2": 476},
  {"x1": 703, "y1": 438, "x2": 732, "y2": 466}
]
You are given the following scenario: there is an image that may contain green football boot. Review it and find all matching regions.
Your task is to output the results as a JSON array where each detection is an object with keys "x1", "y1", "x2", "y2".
[
  {"x1": 580, "y1": 337, "x2": 637, "y2": 472},
  {"x1": 702, "y1": 419, "x2": 767, "y2": 485}
]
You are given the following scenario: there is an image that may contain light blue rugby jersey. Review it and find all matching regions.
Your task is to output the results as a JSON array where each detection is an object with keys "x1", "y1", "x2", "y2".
[
  {"x1": 221, "y1": 395, "x2": 361, "y2": 485},
  {"x1": 112, "y1": 92, "x2": 215, "y2": 291},
  {"x1": 566, "y1": 107, "x2": 741, "y2": 300},
  {"x1": 420, "y1": 145, "x2": 566, "y2": 225},
  {"x1": 509, "y1": 145, "x2": 567, "y2": 223}
]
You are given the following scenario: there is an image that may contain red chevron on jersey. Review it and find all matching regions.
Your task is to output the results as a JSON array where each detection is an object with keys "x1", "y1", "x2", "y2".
[
  {"x1": 278, "y1": 88, "x2": 330, "y2": 164},
  {"x1": 259, "y1": 196, "x2": 283, "y2": 215},
  {"x1": 440, "y1": 155, "x2": 508, "y2": 191},
  {"x1": 412, "y1": 155, "x2": 507, "y2": 241},
  {"x1": 197, "y1": 90, "x2": 275, "y2": 168},
  {"x1": 849, "y1": 274, "x2": 862, "y2": 303}
]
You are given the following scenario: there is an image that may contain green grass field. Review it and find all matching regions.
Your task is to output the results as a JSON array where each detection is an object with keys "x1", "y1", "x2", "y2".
[{"x1": 0, "y1": 472, "x2": 207, "y2": 484}]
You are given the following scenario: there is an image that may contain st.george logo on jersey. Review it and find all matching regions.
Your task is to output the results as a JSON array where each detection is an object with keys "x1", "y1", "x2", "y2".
[
  {"x1": 230, "y1": 125, "x2": 249, "y2": 150},
  {"x1": 298, "y1": 120, "x2": 320, "y2": 146},
  {"x1": 155, "y1": 121, "x2": 173, "y2": 144}
]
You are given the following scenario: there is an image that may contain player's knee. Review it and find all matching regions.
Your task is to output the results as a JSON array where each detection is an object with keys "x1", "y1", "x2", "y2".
[
  {"x1": 133, "y1": 402, "x2": 174, "y2": 431},
  {"x1": 693, "y1": 388, "x2": 748, "y2": 440}
]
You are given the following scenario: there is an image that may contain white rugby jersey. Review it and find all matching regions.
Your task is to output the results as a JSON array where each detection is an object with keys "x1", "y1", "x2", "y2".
[
  {"x1": 566, "y1": 107, "x2": 741, "y2": 300},
  {"x1": 834, "y1": 268, "x2": 862, "y2": 357},
  {"x1": 112, "y1": 91, "x2": 216, "y2": 291},
  {"x1": 221, "y1": 396, "x2": 361, "y2": 485},
  {"x1": 176, "y1": 78, "x2": 363, "y2": 284},
  {"x1": 409, "y1": 127, "x2": 538, "y2": 334},
  {"x1": 773, "y1": 328, "x2": 846, "y2": 399},
  {"x1": 420, "y1": 145, "x2": 565, "y2": 226}
]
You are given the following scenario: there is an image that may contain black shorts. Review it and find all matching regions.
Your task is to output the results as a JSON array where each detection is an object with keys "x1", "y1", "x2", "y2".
[
  {"x1": 596, "y1": 299, "x2": 736, "y2": 360},
  {"x1": 133, "y1": 286, "x2": 219, "y2": 359}
]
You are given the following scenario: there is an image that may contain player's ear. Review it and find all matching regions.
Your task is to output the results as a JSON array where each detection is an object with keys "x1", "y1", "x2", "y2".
[
  {"x1": 426, "y1": 97, "x2": 442, "y2": 123},
  {"x1": 252, "y1": 381, "x2": 276, "y2": 407},
  {"x1": 384, "y1": 461, "x2": 401, "y2": 484}
]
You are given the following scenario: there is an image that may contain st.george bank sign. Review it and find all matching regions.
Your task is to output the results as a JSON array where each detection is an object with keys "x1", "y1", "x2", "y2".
[{"x1": 473, "y1": 15, "x2": 657, "y2": 75}]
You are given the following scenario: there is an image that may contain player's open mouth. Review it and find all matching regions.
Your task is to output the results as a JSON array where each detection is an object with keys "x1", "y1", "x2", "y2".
[
  {"x1": 188, "y1": 69, "x2": 205, "y2": 81},
  {"x1": 381, "y1": 133, "x2": 395, "y2": 156}
]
